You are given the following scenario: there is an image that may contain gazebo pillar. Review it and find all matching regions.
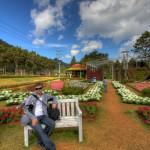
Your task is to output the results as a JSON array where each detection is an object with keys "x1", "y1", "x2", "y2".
[{"x1": 80, "y1": 70, "x2": 82, "y2": 78}]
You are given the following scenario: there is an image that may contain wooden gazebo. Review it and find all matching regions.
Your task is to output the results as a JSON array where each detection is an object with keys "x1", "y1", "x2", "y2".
[{"x1": 66, "y1": 64, "x2": 86, "y2": 78}]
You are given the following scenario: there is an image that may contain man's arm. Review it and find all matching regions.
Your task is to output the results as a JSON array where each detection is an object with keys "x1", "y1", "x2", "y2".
[
  {"x1": 24, "y1": 95, "x2": 37, "y2": 121},
  {"x1": 47, "y1": 95, "x2": 57, "y2": 109}
]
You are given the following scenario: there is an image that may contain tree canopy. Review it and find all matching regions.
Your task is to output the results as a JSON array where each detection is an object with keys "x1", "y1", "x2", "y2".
[
  {"x1": 0, "y1": 44, "x2": 56, "y2": 75},
  {"x1": 79, "y1": 50, "x2": 108, "y2": 66},
  {"x1": 131, "y1": 31, "x2": 150, "y2": 60},
  {"x1": 70, "y1": 56, "x2": 76, "y2": 67}
]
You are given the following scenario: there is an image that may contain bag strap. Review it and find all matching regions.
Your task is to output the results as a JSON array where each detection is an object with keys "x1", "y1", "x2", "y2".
[{"x1": 31, "y1": 94, "x2": 49, "y2": 108}]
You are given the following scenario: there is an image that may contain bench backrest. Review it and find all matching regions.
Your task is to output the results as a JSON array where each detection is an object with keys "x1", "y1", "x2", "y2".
[{"x1": 57, "y1": 98, "x2": 79, "y2": 117}]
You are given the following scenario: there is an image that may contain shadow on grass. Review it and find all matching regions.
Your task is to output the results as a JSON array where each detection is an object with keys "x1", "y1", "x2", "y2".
[{"x1": 124, "y1": 110, "x2": 150, "y2": 130}]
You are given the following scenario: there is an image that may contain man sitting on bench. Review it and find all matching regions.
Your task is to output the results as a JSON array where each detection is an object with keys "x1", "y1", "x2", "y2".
[{"x1": 21, "y1": 82, "x2": 57, "y2": 150}]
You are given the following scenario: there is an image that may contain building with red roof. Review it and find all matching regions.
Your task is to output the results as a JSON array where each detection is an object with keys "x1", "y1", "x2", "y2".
[{"x1": 66, "y1": 64, "x2": 86, "y2": 78}]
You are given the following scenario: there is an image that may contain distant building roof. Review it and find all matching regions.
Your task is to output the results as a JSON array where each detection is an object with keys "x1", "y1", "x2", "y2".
[
  {"x1": 66, "y1": 64, "x2": 86, "y2": 71},
  {"x1": 70, "y1": 64, "x2": 86, "y2": 68}
]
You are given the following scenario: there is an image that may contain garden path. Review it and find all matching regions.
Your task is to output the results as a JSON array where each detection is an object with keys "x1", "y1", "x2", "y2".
[{"x1": 55, "y1": 81, "x2": 150, "y2": 150}]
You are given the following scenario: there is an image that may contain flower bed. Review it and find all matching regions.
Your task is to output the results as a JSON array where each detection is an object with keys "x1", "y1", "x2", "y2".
[
  {"x1": 137, "y1": 107, "x2": 150, "y2": 125},
  {"x1": 0, "y1": 106, "x2": 24, "y2": 124},
  {"x1": 112, "y1": 81, "x2": 150, "y2": 105},
  {"x1": 5, "y1": 90, "x2": 58, "y2": 106},
  {"x1": 68, "y1": 81, "x2": 91, "y2": 89},
  {"x1": 80, "y1": 103, "x2": 98, "y2": 119},
  {"x1": 56, "y1": 81, "x2": 103, "y2": 102},
  {"x1": 127, "y1": 83, "x2": 150, "y2": 91},
  {"x1": 50, "y1": 81, "x2": 64, "y2": 91}
]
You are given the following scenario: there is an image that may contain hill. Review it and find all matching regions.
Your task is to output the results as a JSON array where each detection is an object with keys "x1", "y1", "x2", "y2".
[
  {"x1": 0, "y1": 39, "x2": 13, "y2": 47},
  {"x1": 53, "y1": 58, "x2": 69, "y2": 69}
]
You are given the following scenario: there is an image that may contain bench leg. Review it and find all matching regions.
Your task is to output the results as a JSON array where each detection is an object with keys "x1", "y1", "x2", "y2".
[
  {"x1": 79, "y1": 118, "x2": 83, "y2": 142},
  {"x1": 24, "y1": 127, "x2": 29, "y2": 147}
]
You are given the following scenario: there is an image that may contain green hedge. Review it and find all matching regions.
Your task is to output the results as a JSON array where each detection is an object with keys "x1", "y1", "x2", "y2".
[
  {"x1": 135, "y1": 70, "x2": 147, "y2": 81},
  {"x1": 61, "y1": 86, "x2": 84, "y2": 95},
  {"x1": 82, "y1": 79, "x2": 91, "y2": 83},
  {"x1": 0, "y1": 75, "x2": 46, "y2": 78},
  {"x1": 141, "y1": 87, "x2": 150, "y2": 98},
  {"x1": 121, "y1": 79, "x2": 134, "y2": 84}
]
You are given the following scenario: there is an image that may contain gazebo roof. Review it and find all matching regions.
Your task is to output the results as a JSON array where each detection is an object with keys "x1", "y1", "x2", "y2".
[
  {"x1": 70, "y1": 64, "x2": 86, "y2": 68},
  {"x1": 66, "y1": 64, "x2": 86, "y2": 71}
]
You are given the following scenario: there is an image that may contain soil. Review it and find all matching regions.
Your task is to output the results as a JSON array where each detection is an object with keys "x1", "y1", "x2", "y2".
[{"x1": 55, "y1": 81, "x2": 150, "y2": 150}]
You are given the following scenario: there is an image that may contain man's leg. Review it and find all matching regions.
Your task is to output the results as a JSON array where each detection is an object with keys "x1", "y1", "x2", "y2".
[
  {"x1": 29, "y1": 116, "x2": 56, "y2": 150},
  {"x1": 104, "y1": 85, "x2": 107, "y2": 92},
  {"x1": 40, "y1": 115, "x2": 56, "y2": 150},
  {"x1": 41, "y1": 115, "x2": 55, "y2": 136}
]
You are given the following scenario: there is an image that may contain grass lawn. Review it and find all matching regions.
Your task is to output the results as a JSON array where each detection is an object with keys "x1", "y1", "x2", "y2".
[{"x1": 0, "y1": 77, "x2": 60, "y2": 85}]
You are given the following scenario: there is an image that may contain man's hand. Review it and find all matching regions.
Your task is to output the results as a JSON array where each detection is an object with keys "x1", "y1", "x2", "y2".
[
  {"x1": 52, "y1": 103, "x2": 57, "y2": 109},
  {"x1": 32, "y1": 118, "x2": 38, "y2": 126}
]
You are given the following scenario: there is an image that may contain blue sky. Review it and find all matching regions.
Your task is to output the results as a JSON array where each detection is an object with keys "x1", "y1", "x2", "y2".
[{"x1": 0, "y1": 0, "x2": 150, "y2": 63}]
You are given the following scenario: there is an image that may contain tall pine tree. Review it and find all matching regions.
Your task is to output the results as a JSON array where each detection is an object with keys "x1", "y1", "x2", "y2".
[
  {"x1": 131, "y1": 31, "x2": 150, "y2": 60},
  {"x1": 70, "y1": 56, "x2": 76, "y2": 67}
]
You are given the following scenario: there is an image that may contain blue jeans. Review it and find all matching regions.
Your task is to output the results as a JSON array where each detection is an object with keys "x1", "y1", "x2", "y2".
[
  {"x1": 104, "y1": 85, "x2": 107, "y2": 92},
  {"x1": 29, "y1": 115, "x2": 56, "y2": 150}
]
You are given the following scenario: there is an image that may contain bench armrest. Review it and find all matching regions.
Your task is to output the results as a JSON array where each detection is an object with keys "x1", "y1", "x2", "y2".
[{"x1": 76, "y1": 106, "x2": 82, "y2": 117}]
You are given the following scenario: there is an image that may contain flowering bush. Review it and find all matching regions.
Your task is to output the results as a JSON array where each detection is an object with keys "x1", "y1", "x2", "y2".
[
  {"x1": 79, "y1": 103, "x2": 97, "y2": 118},
  {"x1": 50, "y1": 81, "x2": 64, "y2": 91},
  {"x1": 0, "y1": 107, "x2": 23, "y2": 124},
  {"x1": 138, "y1": 107, "x2": 150, "y2": 125},
  {"x1": 127, "y1": 83, "x2": 150, "y2": 91}
]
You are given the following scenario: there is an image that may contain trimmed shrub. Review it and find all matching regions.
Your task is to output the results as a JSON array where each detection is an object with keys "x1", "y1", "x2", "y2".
[
  {"x1": 61, "y1": 86, "x2": 84, "y2": 95},
  {"x1": 121, "y1": 79, "x2": 134, "y2": 84},
  {"x1": 141, "y1": 87, "x2": 150, "y2": 98},
  {"x1": 135, "y1": 70, "x2": 147, "y2": 81},
  {"x1": 82, "y1": 79, "x2": 91, "y2": 83}
]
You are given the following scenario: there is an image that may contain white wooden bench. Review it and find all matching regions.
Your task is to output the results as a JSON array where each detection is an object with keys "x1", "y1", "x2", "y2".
[{"x1": 24, "y1": 98, "x2": 83, "y2": 147}]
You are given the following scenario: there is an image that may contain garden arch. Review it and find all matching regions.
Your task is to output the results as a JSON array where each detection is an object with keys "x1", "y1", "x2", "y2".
[{"x1": 86, "y1": 58, "x2": 114, "y2": 80}]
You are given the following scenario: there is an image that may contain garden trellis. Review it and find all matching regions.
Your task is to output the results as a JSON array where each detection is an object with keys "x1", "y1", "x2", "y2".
[{"x1": 86, "y1": 58, "x2": 114, "y2": 80}]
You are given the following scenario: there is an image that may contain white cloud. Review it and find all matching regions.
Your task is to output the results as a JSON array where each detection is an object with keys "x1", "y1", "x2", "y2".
[
  {"x1": 65, "y1": 54, "x2": 71, "y2": 58},
  {"x1": 44, "y1": 43, "x2": 67, "y2": 48},
  {"x1": 71, "y1": 50, "x2": 79, "y2": 56},
  {"x1": 31, "y1": 7, "x2": 55, "y2": 36},
  {"x1": 58, "y1": 34, "x2": 64, "y2": 40},
  {"x1": 119, "y1": 34, "x2": 140, "y2": 53},
  {"x1": 34, "y1": 0, "x2": 49, "y2": 8},
  {"x1": 31, "y1": 0, "x2": 71, "y2": 37},
  {"x1": 32, "y1": 38, "x2": 45, "y2": 45},
  {"x1": 71, "y1": 44, "x2": 78, "y2": 49},
  {"x1": 77, "y1": 0, "x2": 150, "y2": 43},
  {"x1": 82, "y1": 40, "x2": 103, "y2": 53}
]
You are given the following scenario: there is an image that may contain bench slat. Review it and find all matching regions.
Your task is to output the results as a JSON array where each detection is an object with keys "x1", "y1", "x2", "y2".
[
  {"x1": 67, "y1": 102, "x2": 70, "y2": 116},
  {"x1": 71, "y1": 102, "x2": 74, "y2": 116},
  {"x1": 58, "y1": 102, "x2": 61, "y2": 117},
  {"x1": 62, "y1": 103, "x2": 65, "y2": 116}
]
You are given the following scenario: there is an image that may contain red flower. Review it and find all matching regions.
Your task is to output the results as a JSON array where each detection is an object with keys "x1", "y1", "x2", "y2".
[
  {"x1": 145, "y1": 120, "x2": 148, "y2": 124},
  {"x1": 145, "y1": 107, "x2": 149, "y2": 111},
  {"x1": 143, "y1": 110, "x2": 147, "y2": 114}
]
